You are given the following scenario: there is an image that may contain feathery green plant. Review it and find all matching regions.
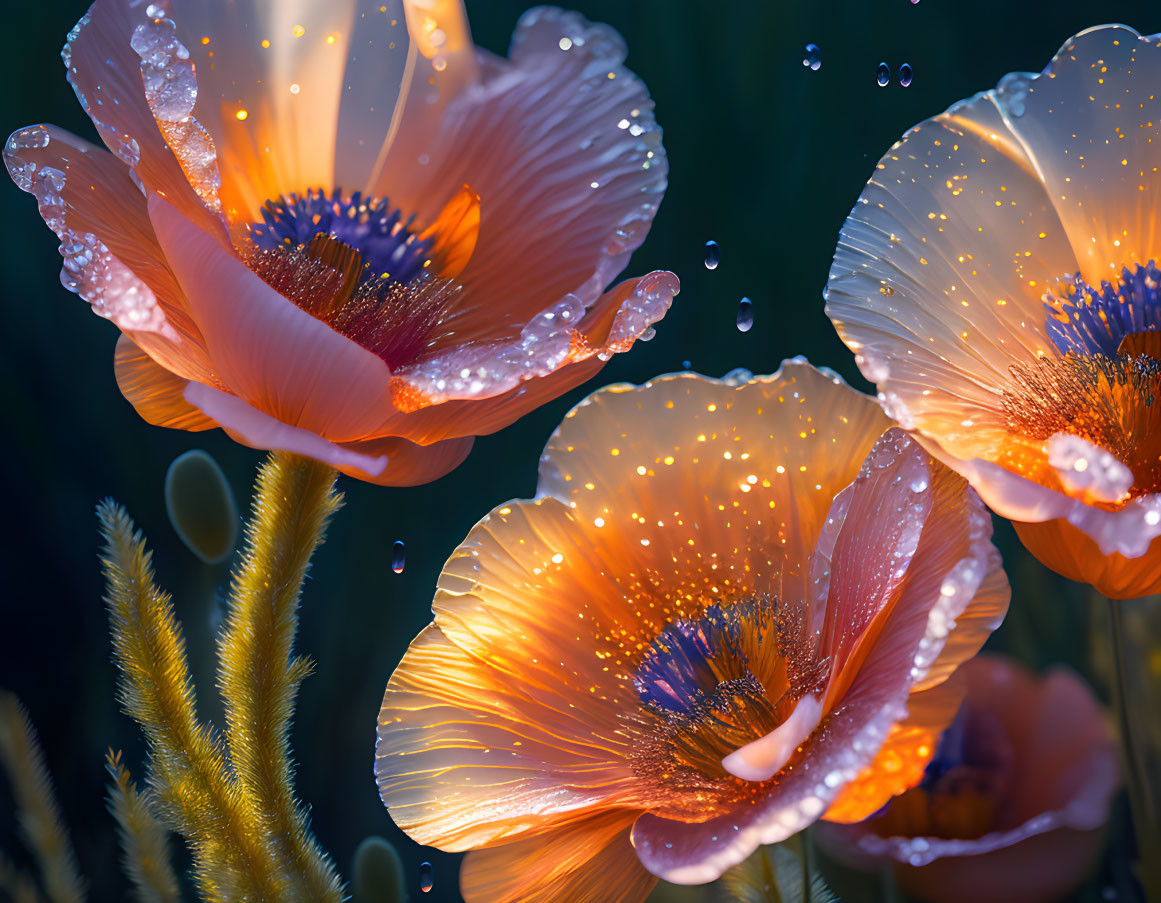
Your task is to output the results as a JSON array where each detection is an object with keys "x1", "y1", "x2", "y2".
[
  {"x1": 105, "y1": 751, "x2": 181, "y2": 903},
  {"x1": 718, "y1": 839, "x2": 839, "y2": 903},
  {"x1": 0, "y1": 692, "x2": 86, "y2": 903},
  {"x1": 97, "y1": 450, "x2": 345, "y2": 902}
]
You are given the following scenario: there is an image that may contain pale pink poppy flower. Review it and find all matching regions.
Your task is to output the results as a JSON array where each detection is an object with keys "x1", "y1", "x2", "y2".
[
  {"x1": 5, "y1": 0, "x2": 677, "y2": 485},
  {"x1": 815, "y1": 654, "x2": 1120, "y2": 903},
  {"x1": 375, "y1": 361, "x2": 1009, "y2": 901},
  {"x1": 825, "y1": 25, "x2": 1161, "y2": 597}
]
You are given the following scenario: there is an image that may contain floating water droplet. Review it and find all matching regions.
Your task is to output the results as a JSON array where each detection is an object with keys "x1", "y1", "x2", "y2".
[
  {"x1": 392, "y1": 540, "x2": 406, "y2": 574},
  {"x1": 703, "y1": 240, "x2": 720, "y2": 270},
  {"x1": 682, "y1": 360, "x2": 692, "y2": 369},
  {"x1": 802, "y1": 43, "x2": 821, "y2": 71},
  {"x1": 736, "y1": 297, "x2": 754, "y2": 332},
  {"x1": 165, "y1": 450, "x2": 238, "y2": 564},
  {"x1": 876, "y1": 62, "x2": 890, "y2": 87},
  {"x1": 419, "y1": 861, "x2": 433, "y2": 893},
  {"x1": 899, "y1": 63, "x2": 913, "y2": 87}
]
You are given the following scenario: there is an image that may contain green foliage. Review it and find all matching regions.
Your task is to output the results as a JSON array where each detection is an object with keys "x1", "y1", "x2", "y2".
[
  {"x1": 352, "y1": 836, "x2": 408, "y2": 903},
  {"x1": 105, "y1": 751, "x2": 181, "y2": 903},
  {"x1": 95, "y1": 450, "x2": 346, "y2": 902},
  {"x1": 0, "y1": 691, "x2": 85, "y2": 903},
  {"x1": 718, "y1": 838, "x2": 838, "y2": 903}
]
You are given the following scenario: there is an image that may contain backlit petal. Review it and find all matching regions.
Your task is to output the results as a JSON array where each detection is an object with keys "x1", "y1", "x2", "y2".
[
  {"x1": 114, "y1": 335, "x2": 216, "y2": 432},
  {"x1": 170, "y1": 0, "x2": 359, "y2": 218},
  {"x1": 61, "y1": 0, "x2": 223, "y2": 236},
  {"x1": 374, "y1": 7, "x2": 667, "y2": 346},
  {"x1": 459, "y1": 811, "x2": 654, "y2": 903}
]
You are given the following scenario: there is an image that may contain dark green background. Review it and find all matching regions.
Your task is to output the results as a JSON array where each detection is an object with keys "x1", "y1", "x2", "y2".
[{"x1": 0, "y1": 1, "x2": 1155, "y2": 900}]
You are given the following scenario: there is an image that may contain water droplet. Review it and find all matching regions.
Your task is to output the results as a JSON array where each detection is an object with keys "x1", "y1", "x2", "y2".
[
  {"x1": 682, "y1": 360, "x2": 692, "y2": 369},
  {"x1": 736, "y1": 297, "x2": 754, "y2": 332},
  {"x1": 876, "y1": 62, "x2": 890, "y2": 87},
  {"x1": 802, "y1": 43, "x2": 821, "y2": 71},
  {"x1": 419, "y1": 861, "x2": 433, "y2": 893},
  {"x1": 703, "y1": 240, "x2": 721, "y2": 270},
  {"x1": 899, "y1": 63, "x2": 913, "y2": 87},
  {"x1": 392, "y1": 540, "x2": 406, "y2": 574}
]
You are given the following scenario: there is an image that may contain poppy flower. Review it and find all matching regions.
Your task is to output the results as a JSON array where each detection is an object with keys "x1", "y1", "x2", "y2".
[
  {"x1": 4, "y1": 0, "x2": 676, "y2": 485},
  {"x1": 374, "y1": 361, "x2": 1009, "y2": 901},
  {"x1": 815, "y1": 655, "x2": 1120, "y2": 903},
  {"x1": 825, "y1": 25, "x2": 1161, "y2": 598}
]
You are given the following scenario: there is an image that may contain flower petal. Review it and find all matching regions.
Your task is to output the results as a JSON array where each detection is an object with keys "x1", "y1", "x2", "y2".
[
  {"x1": 538, "y1": 361, "x2": 894, "y2": 609},
  {"x1": 183, "y1": 381, "x2": 388, "y2": 477},
  {"x1": 114, "y1": 335, "x2": 216, "y2": 431},
  {"x1": 1012, "y1": 516, "x2": 1161, "y2": 599},
  {"x1": 170, "y1": 0, "x2": 359, "y2": 217},
  {"x1": 459, "y1": 811, "x2": 655, "y2": 903},
  {"x1": 995, "y1": 26, "x2": 1161, "y2": 284},
  {"x1": 61, "y1": 0, "x2": 224, "y2": 237},
  {"x1": 376, "y1": 613, "x2": 640, "y2": 851},
  {"x1": 5, "y1": 123, "x2": 215, "y2": 383},
  {"x1": 374, "y1": 6, "x2": 667, "y2": 345},
  {"x1": 944, "y1": 451, "x2": 1161, "y2": 561},
  {"x1": 333, "y1": 433, "x2": 474, "y2": 486},
  {"x1": 389, "y1": 271, "x2": 677, "y2": 407},
  {"x1": 149, "y1": 194, "x2": 400, "y2": 442},
  {"x1": 822, "y1": 671, "x2": 965, "y2": 824}
]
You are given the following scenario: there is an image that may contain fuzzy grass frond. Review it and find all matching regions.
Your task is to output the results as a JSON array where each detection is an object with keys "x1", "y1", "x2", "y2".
[
  {"x1": 97, "y1": 502, "x2": 284, "y2": 902},
  {"x1": 105, "y1": 750, "x2": 181, "y2": 903},
  {"x1": 718, "y1": 841, "x2": 838, "y2": 903},
  {"x1": 0, "y1": 693, "x2": 85, "y2": 903},
  {"x1": 0, "y1": 850, "x2": 43, "y2": 903},
  {"x1": 217, "y1": 453, "x2": 344, "y2": 903}
]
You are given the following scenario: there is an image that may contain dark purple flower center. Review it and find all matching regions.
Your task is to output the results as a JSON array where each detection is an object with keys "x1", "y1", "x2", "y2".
[
  {"x1": 634, "y1": 599, "x2": 773, "y2": 714},
  {"x1": 247, "y1": 189, "x2": 433, "y2": 287},
  {"x1": 1044, "y1": 261, "x2": 1161, "y2": 358}
]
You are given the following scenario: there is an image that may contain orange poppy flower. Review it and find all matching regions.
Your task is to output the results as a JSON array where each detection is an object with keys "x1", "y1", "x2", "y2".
[
  {"x1": 825, "y1": 25, "x2": 1161, "y2": 598},
  {"x1": 375, "y1": 361, "x2": 1009, "y2": 901},
  {"x1": 4, "y1": 0, "x2": 676, "y2": 485},
  {"x1": 815, "y1": 655, "x2": 1120, "y2": 903}
]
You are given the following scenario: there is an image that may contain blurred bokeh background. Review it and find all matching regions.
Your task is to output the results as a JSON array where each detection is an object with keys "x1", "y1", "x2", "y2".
[{"x1": 1, "y1": 0, "x2": 1158, "y2": 899}]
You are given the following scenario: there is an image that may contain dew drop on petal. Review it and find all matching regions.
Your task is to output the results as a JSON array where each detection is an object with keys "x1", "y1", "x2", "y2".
[
  {"x1": 392, "y1": 539, "x2": 406, "y2": 574},
  {"x1": 802, "y1": 43, "x2": 821, "y2": 70},
  {"x1": 704, "y1": 239, "x2": 721, "y2": 270},
  {"x1": 419, "y1": 861, "x2": 433, "y2": 893},
  {"x1": 899, "y1": 62, "x2": 913, "y2": 87},
  {"x1": 876, "y1": 62, "x2": 890, "y2": 87},
  {"x1": 736, "y1": 297, "x2": 754, "y2": 332}
]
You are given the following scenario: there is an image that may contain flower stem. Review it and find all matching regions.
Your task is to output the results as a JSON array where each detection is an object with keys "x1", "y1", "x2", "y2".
[{"x1": 1105, "y1": 593, "x2": 1161, "y2": 901}]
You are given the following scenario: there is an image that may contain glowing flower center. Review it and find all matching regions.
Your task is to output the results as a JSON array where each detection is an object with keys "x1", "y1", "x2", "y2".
[
  {"x1": 999, "y1": 262, "x2": 1161, "y2": 500},
  {"x1": 626, "y1": 598, "x2": 828, "y2": 820},
  {"x1": 1003, "y1": 334, "x2": 1161, "y2": 500},
  {"x1": 866, "y1": 702, "x2": 1013, "y2": 841},
  {"x1": 248, "y1": 189, "x2": 433, "y2": 286}
]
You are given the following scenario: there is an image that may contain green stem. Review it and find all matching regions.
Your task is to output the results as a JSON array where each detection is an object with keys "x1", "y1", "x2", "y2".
[{"x1": 1106, "y1": 594, "x2": 1161, "y2": 902}]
